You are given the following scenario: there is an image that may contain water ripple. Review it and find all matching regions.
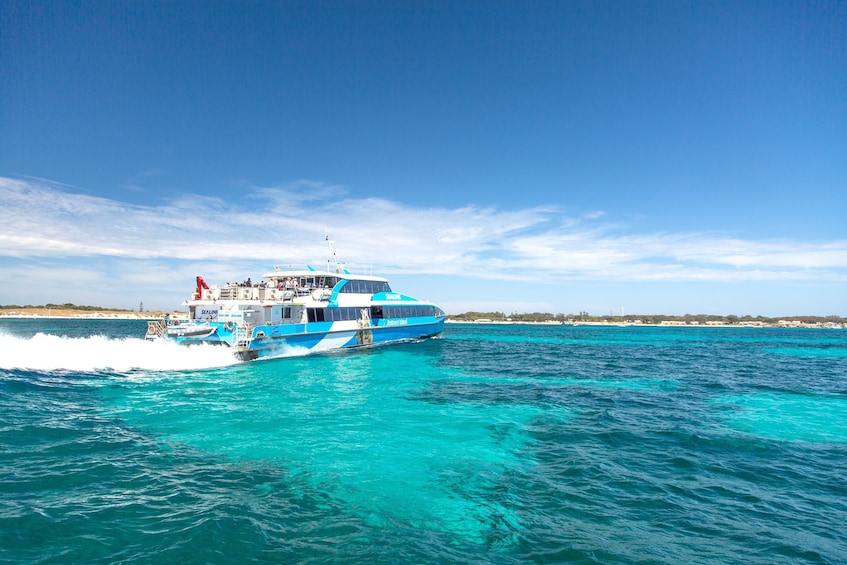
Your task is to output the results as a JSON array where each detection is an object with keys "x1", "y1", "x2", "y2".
[{"x1": 2, "y1": 321, "x2": 846, "y2": 563}]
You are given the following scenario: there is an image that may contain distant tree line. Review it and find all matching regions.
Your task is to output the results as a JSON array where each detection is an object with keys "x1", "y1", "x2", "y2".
[
  {"x1": 449, "y1": 311, "x2": 566, "y2": 323},
  {"x1": 449, "y1": 311, "x2": 847, "y2": 324},
  {"x1": 0, "y1": 303, "x2": 134, "y2": 312}
]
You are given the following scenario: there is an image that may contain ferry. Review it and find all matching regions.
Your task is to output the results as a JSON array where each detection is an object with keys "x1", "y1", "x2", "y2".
[{"x1": 145, "y1": 241, "x2": 446, "y2": 360}]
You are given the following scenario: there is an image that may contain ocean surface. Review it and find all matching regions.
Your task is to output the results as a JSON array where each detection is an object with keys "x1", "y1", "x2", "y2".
[{"x1": 1, "y1": 319, "x2": 846, "y2": 564}]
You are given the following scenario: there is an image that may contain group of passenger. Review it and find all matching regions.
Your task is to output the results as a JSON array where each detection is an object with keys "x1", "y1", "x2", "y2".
[
  {"x1": 274, "y1": 277, "x2": 332, "y2": 297},
  {"x1": 221, "y1": 277, "x2": 330, "y2": 297},
  {"x1": 276, "y1": 277, "x2": 299, "y2": 291},
  {"x1": 225, "y1": 278, "x2": 270, "y2": 289}
]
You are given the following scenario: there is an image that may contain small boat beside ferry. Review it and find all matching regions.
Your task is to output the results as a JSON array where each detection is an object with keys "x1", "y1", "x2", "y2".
[{"x1": 146, "y1": 241, "x2": 446, "y2": 360}]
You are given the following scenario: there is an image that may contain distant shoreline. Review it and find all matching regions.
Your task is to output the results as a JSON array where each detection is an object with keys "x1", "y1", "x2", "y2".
[
  {"x1": 446, "y1": 319, "x2": 844, "y2": 329},
  {"x1": 1, "y1": 310, "x2": 842, "y2": 329},
  {"x1": 0, "y1": 308, "x2": 176, "y2": 320}
]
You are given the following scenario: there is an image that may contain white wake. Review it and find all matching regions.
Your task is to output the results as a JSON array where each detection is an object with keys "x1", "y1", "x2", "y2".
[{"x1": 0, "y1": 333, "x2": 240, "y2": 372}]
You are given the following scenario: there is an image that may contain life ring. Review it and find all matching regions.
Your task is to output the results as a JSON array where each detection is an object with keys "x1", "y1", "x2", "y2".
[{"x1": 224, "y1": 321, "x2": 235, "y2": 331}]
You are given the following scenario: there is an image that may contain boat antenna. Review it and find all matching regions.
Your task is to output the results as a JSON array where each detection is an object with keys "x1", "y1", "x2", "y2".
[{"x1": 325, "y1": 234, "x2": 345, "y2": 274}]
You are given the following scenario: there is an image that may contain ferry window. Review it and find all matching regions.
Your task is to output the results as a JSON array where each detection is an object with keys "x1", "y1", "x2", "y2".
[
  {"x1": 282, "y1": 307, "x2": 291, "y2": 319},
  {"x1": 371, "y1": 305, "x2": 384, "y2": 319},
  {"x1": 316, "y1": 276, "x2": 339, "y2": 289},
  {"x1": 380, "y1": 305, "x2": 439, "y2": 318},
  {"x1": 338, "y1": 280, "x2": 392, "y2": 294},
  {"x1": 324, "y1": 307, "x2": 359, "y2": 321}
]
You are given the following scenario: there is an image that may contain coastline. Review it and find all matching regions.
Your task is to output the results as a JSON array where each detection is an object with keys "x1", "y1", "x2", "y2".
[
  {"x1": 0, "y1": 309, "x2": 177, "y2": 320},
  {"x1": 2, "y1": 310, "x2": 841, "y2": 329},
  {"x1": 446, "y1": 319, "x2": 845, "y2": 329}
]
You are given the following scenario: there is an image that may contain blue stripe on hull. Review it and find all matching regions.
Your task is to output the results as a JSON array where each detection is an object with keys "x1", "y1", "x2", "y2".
[
  {"x1": 170, "y1": 317, "x2": 444, "y2": 361},
  {"x1": 369, "y1": 320, "x2": 445, "y2": 343},
  {"x1": 248, "y1": 318, "x2": 445, "y2": 360}
]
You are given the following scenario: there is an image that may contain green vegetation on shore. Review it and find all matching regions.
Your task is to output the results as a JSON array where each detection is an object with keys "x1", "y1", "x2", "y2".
[
  {"x1": 449, "y1": 311, "x2": 847, "y2": 326},
  {"x1": 0, "y1": 303, "x2": 170, "y2": 316},
  {"x1": 1, "y1": 303, "x2": 135, "y2": 312}
]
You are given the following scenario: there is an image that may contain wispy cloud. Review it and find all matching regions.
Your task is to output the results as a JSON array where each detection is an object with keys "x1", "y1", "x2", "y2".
[{"x1": 2, "y1": 176, "x2": 846, "y2": 289}]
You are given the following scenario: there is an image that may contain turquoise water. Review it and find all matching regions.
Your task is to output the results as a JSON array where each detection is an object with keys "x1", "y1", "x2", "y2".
[{"x1": 1, "y1": 320, "x2": 846, "y2": 563}]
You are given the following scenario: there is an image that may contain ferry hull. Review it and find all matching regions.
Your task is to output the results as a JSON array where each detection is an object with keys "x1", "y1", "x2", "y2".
[
  {"x1": 156, "y1": 317, "x2": 445, "y2": 361},
  {"x1": 243, "y1": 318, "x2": 445, "y2": 360}
]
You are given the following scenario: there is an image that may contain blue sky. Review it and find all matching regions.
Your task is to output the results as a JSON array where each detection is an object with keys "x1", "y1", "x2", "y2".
[{"x1": 1, "y1": 1, "x2": 845, "y2": 316}]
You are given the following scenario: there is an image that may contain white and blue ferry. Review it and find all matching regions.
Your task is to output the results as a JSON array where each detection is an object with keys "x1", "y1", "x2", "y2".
[{"x1": 146, "y1": 243, "x2": 446, "y2": 360}]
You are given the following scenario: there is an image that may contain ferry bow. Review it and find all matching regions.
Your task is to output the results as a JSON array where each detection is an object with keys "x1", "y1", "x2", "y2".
[{"x1": 146, "y1": 248, "x2": 445, "y2": 360}]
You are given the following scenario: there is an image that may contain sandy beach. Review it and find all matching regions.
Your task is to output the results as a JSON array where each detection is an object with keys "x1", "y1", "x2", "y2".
[{"x1": 0, "y1": 308, "x2": 175, "y2": 319}]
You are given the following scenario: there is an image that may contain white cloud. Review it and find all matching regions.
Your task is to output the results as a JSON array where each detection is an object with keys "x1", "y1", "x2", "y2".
[{"x1": 1, "y1": 176, "x2": 846, "y2": 298}]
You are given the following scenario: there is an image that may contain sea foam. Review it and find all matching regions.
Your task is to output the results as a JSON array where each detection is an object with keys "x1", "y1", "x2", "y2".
[{"x1": 0, "y1": 332, "x2": 239, "y2": 373}]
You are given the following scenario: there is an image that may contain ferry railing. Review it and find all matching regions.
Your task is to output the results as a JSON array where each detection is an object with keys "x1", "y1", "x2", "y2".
[
  {"x1": 232, "y1": 322, "x2": 253, "y2": 349},
  {"x1": 146, "y1": 320, "x2": 166, "y2": 339},
  {"x1": 219, "y1": 287, "x2": 237, "y2": 300}
]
